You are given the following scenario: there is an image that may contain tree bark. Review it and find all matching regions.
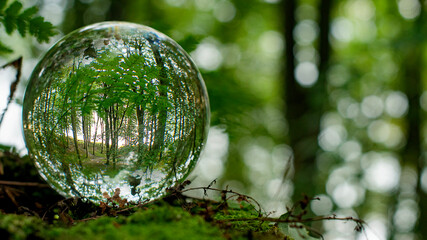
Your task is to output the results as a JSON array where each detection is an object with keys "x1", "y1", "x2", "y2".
[
  {"x1": 399, "y1": 7, "x2": 426, "y2": 236},
  {"x1": 282, "y1": 0, "x2": 331, "y2": 197},
  {"x1": 146, "y1": 35, "x2": 169, "y2": 163},
  {"x1": 70, "y1": 106, "x2": 81, "y2": 165}
]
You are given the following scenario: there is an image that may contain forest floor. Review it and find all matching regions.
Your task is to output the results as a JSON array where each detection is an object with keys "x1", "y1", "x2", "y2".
[{"x1": 0, "y1": 145, "x2": 364, "y2": 240}]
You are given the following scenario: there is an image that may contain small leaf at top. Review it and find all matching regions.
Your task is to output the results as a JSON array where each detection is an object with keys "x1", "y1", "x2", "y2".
[
  {"x1": 5, "y1": 1, "x2": 22, "y2": 16},
  {"x1": 16, "y1": 17, "x2": 26, "y2": 36},
  {"x1": 28, "y1": 16, "x2": 56, "y2": 42},
  {"x1": 0, "y1": 0, "x2": 7, "y2": 11},
  {"x1": 3, "y1": 15, "x2": 17, "y2": 34},
  {"x1": 0, "y1": 41, "x2": 12, "y2": 54},
  {"x1": 19, "y1": 6, "x2": 37, "y2": 19}
]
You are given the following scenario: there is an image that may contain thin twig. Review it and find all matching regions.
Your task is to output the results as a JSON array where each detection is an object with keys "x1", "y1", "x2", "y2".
[
  {"x1": 216, "y1": 215, "x2": 365, "y2": 225},
  {"x1": 0, "y1": 180, "x2": 49, "y2": 187},
  {"x1": 0, "y1": 57, "x2": 22, "y2": 127},
  {"x1": 180, "y1": 186, "x2": 263, "y2": 214}
]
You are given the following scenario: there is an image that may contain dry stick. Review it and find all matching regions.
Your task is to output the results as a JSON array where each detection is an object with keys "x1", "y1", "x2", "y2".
[
  {"x1": 66, "y1": 181, "x2": 366, "y2": 233},
  {"x1": 0, "y1": 180, "x2": 50, "y2": 187},
  {"x1": 180, "y1": 186, "x2": 263, "y2": 214},
  {"x1": 216, "y1": 215, "x2": 365, "y2": 225},
  {"x1": 180, "y1": 185, "x2": 365, "y2": 235},
  {"x1": 0, "y1": 57, "x2": 23, "y2": 127},
  {"x1": 76, "y1": 199, "x2": 156, "y2": 222}
]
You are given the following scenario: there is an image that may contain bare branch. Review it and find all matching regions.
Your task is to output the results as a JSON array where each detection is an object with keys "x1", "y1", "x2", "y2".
[
  {"x1": 0, "y1": 180, "x2": 49, "y2": 187},
  {"x1": 0, "y1": 57, "x2": 23, "y2": 127}
]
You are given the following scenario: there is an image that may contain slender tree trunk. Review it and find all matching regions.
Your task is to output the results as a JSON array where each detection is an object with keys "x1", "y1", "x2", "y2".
[
  {"x1": 282, "y1": 0, "x2": 331, "y2": 197},
  {"x1": 400, "y1": 45, "x2": 426, "y2": 239},
  {"x1": 398, "y1": 8, "x2": 426, "y2": 236},
  {"x1": 93, "y1": 114, "x2": 99, "y2": 155},
  {"x1": 87, "y1": 116, "x2": 91, "y2": 157},
  {"x1": 65, "y1": 117, "x2": 69, "y2": 148},
  {"x1": 82, "y1": 115, "x2": 89, "y2": 158},
  {"x1": 147, "y1": 36, "x2": 168, "y2": 162},
  {"x1": 111, "y1": 105, "x2": 118, "y2": 164},
  {"x1": 70, "y1": 107, "x2": 81, "y2": 165},
  {"x1": 137, "y1": 105, "x2": 146, "y2": 163},
  {"x1": 105, "y1": 109, "x2": 111, "y2": 165},
  {"x1": 100, "y1": 119, "x2": 104, "y2": 154},
  {"x1": 82, "y1": 116, "x2": 86, "y2": 150}
]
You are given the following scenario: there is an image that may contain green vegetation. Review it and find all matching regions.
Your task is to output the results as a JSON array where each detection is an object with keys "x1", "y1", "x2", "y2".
[
  {"x1": 45, "y1": 205, "x2": 225, "y2": 240},
  {"x1": 4, "y1": 0, "x2": 427, "y2": 239},
  {"x1": 0, "y1": 204, "x2": 224, "y2": 240},
  {"x1": 0, "y1": 0, "x2": 56, "y2": 53},
  {"x1": 0, "y1": 213, "x2": 46, "y2": 240}
]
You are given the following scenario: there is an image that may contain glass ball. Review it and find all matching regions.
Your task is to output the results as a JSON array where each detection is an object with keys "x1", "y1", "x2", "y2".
[{"x1": 22, "y1": 22, "x2": 210, "y2": 203}]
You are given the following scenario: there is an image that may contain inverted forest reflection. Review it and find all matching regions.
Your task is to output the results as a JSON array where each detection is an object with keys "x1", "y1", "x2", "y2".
[{"x1": 22, "y1": 22, "x2": 209, "y2": 202}]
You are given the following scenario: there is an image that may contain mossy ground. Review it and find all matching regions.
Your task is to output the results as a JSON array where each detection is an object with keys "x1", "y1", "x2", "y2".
[
  {"x1": 1, "y1": 147, "x2": 362, "y2": 240},
  {"x1": 0, "y1": 148, "x2": 288, "y2": 240},
  {"x1": 44, "y1": 204, "x2": 226, "y2": 240},
  {"x1": 0, "y1": 201, "x2": 287, "y2": 240}
]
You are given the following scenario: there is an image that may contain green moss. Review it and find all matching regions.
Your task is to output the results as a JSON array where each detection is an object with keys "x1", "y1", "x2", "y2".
[
  {"x1": 0, "y1": 202, "x2": 291, "y2": 240},
  {"x1": 0, "y1": 213, "x2": 46, "y2": 240},
  {"x1": 44, "y1": 204, "x2": 225, "y2": 240},
  {"x1": 213, "y1": 203, "x2": 272, "y2": 233}
]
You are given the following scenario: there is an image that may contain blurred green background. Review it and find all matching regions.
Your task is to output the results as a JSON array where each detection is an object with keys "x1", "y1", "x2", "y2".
[{"x1": 1, "y1": 0, "x2": 427, "y2": 239}]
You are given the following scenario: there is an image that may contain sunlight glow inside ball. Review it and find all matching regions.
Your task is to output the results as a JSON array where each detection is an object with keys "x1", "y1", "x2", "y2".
[{"x1": 22, "y1": 22, "x2": 210, "y2": 203}]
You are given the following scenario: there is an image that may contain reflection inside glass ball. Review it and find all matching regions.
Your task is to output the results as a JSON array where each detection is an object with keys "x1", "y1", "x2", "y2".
[{"x1": 22, "y1": 22, "x2": 210, "y2": 203}]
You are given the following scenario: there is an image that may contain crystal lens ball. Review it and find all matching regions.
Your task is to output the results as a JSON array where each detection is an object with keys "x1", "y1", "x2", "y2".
[{"x1": 22, "y1": 22, "x2": 210, "y2": 203}]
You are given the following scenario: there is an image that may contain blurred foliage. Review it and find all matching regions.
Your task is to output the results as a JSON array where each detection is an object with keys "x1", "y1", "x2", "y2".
[
  {"x1": 0, "y1": 0, "x2": 56, "y2": 53},
  {"x1": 2, "y1": 0, "x2": 427, "y2": 239}
]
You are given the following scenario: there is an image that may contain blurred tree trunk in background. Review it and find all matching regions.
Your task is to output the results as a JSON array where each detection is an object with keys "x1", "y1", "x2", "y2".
[
  {"x1": 399, "y1": 9, "x2": 427, "y2": 236},
  {"x1": 62, "y1": 0, "x2": 86, "y2": 33},
  {"x1": 282, "y1": 0, "x2": 332, "y2": 198},
  {"x1": 106, "y1": 0, "x2": 127, "y2": 20}
]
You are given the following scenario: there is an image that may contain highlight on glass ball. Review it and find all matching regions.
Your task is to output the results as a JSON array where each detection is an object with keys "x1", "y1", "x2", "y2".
[{"x1": 22, "y1": 22, "x2": 210, "y2": 203}]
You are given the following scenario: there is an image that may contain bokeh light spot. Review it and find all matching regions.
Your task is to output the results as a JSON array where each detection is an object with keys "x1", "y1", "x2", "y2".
[
  {"x1": 258, "y1": 31, "x2": 284, "y2": 55},
  {"x1": 385, "y1": 91, "x2": 408, "y2": 118},
  {"x1": 293, "y1": 20, "x2": 319, "y2": 45},
  {"x1": 191, "y1": 41, "x2": 223, "y2": 71},
  {"x1": 294, "y1": 62, "x2": 319, "y2": 87},
  {"x1": 357, "y1": 214, "x2": 388, "y2": 240},
  {"x1": 362, "y1": 154, "x2": 401, "y2": 193},
  {"x1": 311, "y1": 194, "x2": 333, "y2": 215},
  {"x1": 338, "y1": 140, "x2": 362, "y2": 162},
  {"x1": 398, "y1": 0, "x2": 421, "y2": 20},
  {"x1": 393, "y1": 199, "x2": 419, "y2": 233},
  {"x1": 420, "y1": 167, "x2": 427, "y2": 194},
  {"x1": 327, "y1": 64, "x2": 350, "y2": 87},
  {"x1": 331, "y1": 17, "x2": 354, "y2": 42},
  {"x1": 213, "y1": 0, "x2": 236, "y2": 23},
  {"x1": 195, "y1": 127, "x2": 229, "y2": 180},
  {"x1": 319, "y1": 125, "x2": 347, "y2": 151},
  {"x1": 346, "y1": 0, "x2": 375, "y2": 21},
  {"x1": 295, "y1": 46, "x2": 318, "y2": 63},
  {"x1": 332, "y1": 181, "x2": 362, "y2": 208},
  {"x1": 361, "y1": 95, "x2": 384, "y2": 118}
]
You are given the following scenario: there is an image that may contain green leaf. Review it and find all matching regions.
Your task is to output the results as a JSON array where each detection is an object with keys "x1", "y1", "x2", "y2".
[
  {"x1": 15, "y1": 6, "x2": 38, "y2": 36},
  {"x1": 2, "y1": 1, "x2": 23, "y2": 34},
  {"x1": 28, "y1": 16, "x2": 56, "y2": 42},
  {"x1": 5, "y1": 1, "x2": 22, "y2": 16},
  {"x1": 0, "y1": 41, "x2": 12, "y2": 54},
  {"x1": 3, "y1": 15, "x2": 16, "y2": 34},
  {"x1": 0, "y1": 0, "x2": 7, "y2": 11},
  {"x1": 19, "y1": 6, "x2": 37, "y2": 19},
  {"x1": 16, "y1": 17, "x2": 26, "y2": 36}
]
